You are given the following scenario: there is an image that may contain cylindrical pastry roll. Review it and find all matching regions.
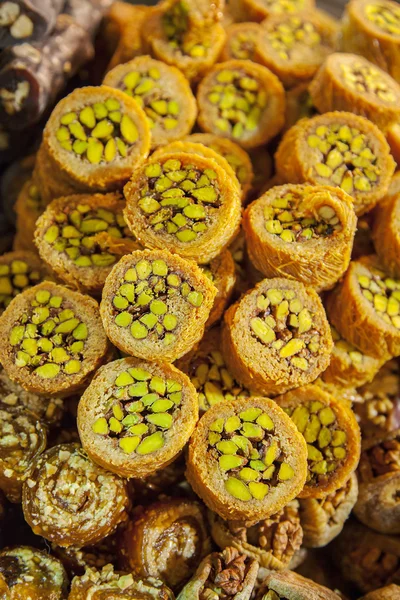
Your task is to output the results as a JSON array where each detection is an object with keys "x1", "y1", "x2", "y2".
[
  {"x1": 120, "y1": 498, "x2": 211, "y2": 591},
  {"x1": 201, "y1": 251, "x2": 236, "y2": 328},
  {"x1": 177, "y1": 327, "x2": 250, "y2": 414},
  {"x1": 322, "y1": 325, "x2": 383, "y2": 389},
  {"x1": 220, "y1": 22, "x2": 262, "y2": 62},
  {"x1": 103, "y1": 56, "x2": 197, "y2": 149},
  {"x1": 34, "y1": 193, "x2": 139, "y2": 295},
  {"x1": 42, "y1": 85, "x2": 151, "y2": 192},
  {"x1": 310, "y1": 53, "x2": 400, "y2": 132},
  {"x1": 372, "y1": 190, "x2": 400, "y2": 277},
  {"x1": 0, "y1": 405, "x2": 46, "y2": 502},
  {"x1": 100, "y1": 249, "x2": 216, "y2": 362},
  {"x1": 176, "y1": 547, "x2": 259, "y2": 600},
  {"x1": 277, "y1": 384, "x2": 361, "y2": 498},
  {"x1": 222, "y1": 278, "x2": 333, "y2": 396},
  {"x1": 209, "y1": 500, "x2": 303, "y2": 570},
  {"x1": 0, "y1": 546, "x2": 68, "y2": 600},
  {"x1": 243, "y1": 184, "x2": 357, "y2": 292},
  {"x1": 326, "y1": 255, "x2": 400, "y2": 361},
  {"x1": 299, "y1": 472, "x2": 358, "y2": 548},
  {"x1": 77, "y1": 358, "x2": 198, "y2": 478},
  {"x1": 186, "y1": 397, "x2": 307, "y2": 521},
  {"x1": 0, "y1": 281, "x2": 109, "y2": 396},
  {"x1": 284, "y1": 82, "x2": 316, "y2": 131},
  {"x1": 123, "y1": 152, "x2": 242, "y2": 264},
  {"x1": 0, "y1": 0, "x2": 64, "y2": 47},
  {"x1": 69, "y1": 565, "x2": 174, "y2": 600},
  {"x1": 255, "y1": 11, "x2": 339, "y2": 89},
  {"x1": 0, "y1": 251, "x2": 47, "y2": 314},
  {"x1": 32, "y1": 144, "x2": 82, "y2": 207},
  {"x1": 275, "y1": 112, "x2": 396, "y2": 216},
  {"x1": 104, "y1": 4, "x2": 150, "y2": 71},
  {"x1": 197, "y1": 60, "x2": 285, "y2": 149},
  {"x1": 255, "y1": 570, "x2": 344, "y2": 600},
  {"x1": 229, "y1": 0, "x2": 315, "y2": 24},
  {"x1": 22, "y1": 443, "x2": 129, "y2": 547},
  {"x1": 341, "y1": 0, "x2": 400, "y2": 84}
]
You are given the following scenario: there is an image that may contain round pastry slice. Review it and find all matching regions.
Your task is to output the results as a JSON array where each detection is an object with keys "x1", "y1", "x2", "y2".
[
  {"x1": 186, "y1": 133, "x2": 254, "y2": 203},
  {"x1": 309, "y1": 53, "x2": 400, "y2": 131},
  {"x1": 229, "y1": 0, "x2": 315, "y2": 24},
  {"x1": 34, "y1": 192, "x2": 140, "y2": 295},
  {"x1": 77, "y1": 357, "x2": 198, "y2": 478},
  {"x1": 0, "y1": 546, "x2": 68, "y2": 600},
  {"x1": 0, "y1": 281, "x2": 109, "y2": 395},
  {"x1": 243, "y1": 184, "x2": 357, "y2": 292},
  {"x1": 341, "y1": 0, "x2": 400, "y2": 84},
  {"x1": 42, "y1": 85, "x2": 151, "y2": 192},
  {"x1": 123, "y1": 152, "x2": 242, "y2": 264},
  {"x1": 220, "y1": 22, "x2": 263, "y2": 62},
  {"x1": 103, "y1": 55, "x2": 197, "y2": 148},
  {"x1": 0, "y1": 251, "x2": 48, "y2": 314},
  {"x1": 275, "y1": 111, "x2": 396, "y2": 216},
  {"x1": 326, "y1": 255, "x2": 400, "y2": 361},
  {"x1": 186, "y1": 397, "x2": 308, "y2": 521},
  {"x1": 255, "y1": 11, "x2": 339, "y2": 89},
  {"x1": 222, "y1": 278, "x2": 333, "y2": 396},
  {"x1": 277, "y1": 384, "x2": 361, "y2": 498},
  {"x1": 196, "y1": 60, "x2": 285, "y2": 149},
  {"x1": 100, "y1": 249, "x2": 216, "y2": 361},
  {"x1": 22, "y1": 443, "x2": 130, "y2": 547},
  {"x1": 372, "y1": 190, "x2": 400, "y2": 277}
]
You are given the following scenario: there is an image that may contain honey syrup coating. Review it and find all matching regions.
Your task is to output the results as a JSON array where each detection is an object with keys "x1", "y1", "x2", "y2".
[
  {"x1": 0, "y1": 252, "x2": 48, "y2": 314},
  {"x1": 51, "y1": 531, "x2": 119, "y2": 578},
  {"x1": 229, "y1": 0, "x2": 315, "y2": 24},
  {"x1": 372, "y1": 190, "x2": 400, "y2": 278},
  {"x1": 77, "y1": 357, "x2": 198, "y2": 478},
  {"x1": 186, "y1": 397, "x2": 308, "y2": 522},
  {"x1": 196, "y1": 59, "x2": 285, "y2": 150},
  {"x1": 0, "y1": 546, "x2": 68, "y2": 600},
  {"x1": 309, "y1": 53, "x2": 400, "y2": 132},
  {"x1": 254, "y1": 569, "x2": 344, "y2": 600},
  {"x1": 209, "y1": 499, "x2": 303, "y2": 570},
  {"x1": 100, "y1": 249, "x2": 216, "y2": 362},
  {"x1": 275, "y1": 111, "x2": 396, "y2": 216},
  {"x1": 0, "y1": 282, "x2": 109, "y2": 396},
  {"x1": 22, "y1": 443, "x2": 130, "y2": 548},
  {"x1": 123, "y1": 152, "x2": 242, "y2": 265},
  {"x1": 243, "y1": 183, "x2": 357, "y2": 292},
  {"x1": 222, "y1": 278, "x2": 333, "y2": 396},
  {"x1": 326, "y1": 255, "x2": 400, "y2": 361},
  {"x1": 34, "y1": 193, "x2": 140, "y2": 295},
  {"x1": 341, "y1": 0, "x2": 400, "y2": 84},
  {"x1": 220, "y1": 22, "x2": 263, "y2": 62},
  {"x1": 103, "y1": 55, "x2": 197, "y2": 149},
  {"x1": 120, "y1": 498, "x2": 211, "y2": 591},
  {"x1": 42, "y1": 85, "x2": 151, "y2": 192},
  {"x1": 255, "y1": 11, "x2": 339, "y2": 89},
  {"x1": 277, "y1": 384, "x2": 361, "y2": 499}
]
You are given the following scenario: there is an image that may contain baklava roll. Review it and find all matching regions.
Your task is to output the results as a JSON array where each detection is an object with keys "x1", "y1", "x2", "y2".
[
  {"x1": 0, "y1": 251, "x2": 47, "y2": 314},
  {"x1": 106, "y1": 5, "x2": 151, "y2": 71},
  {"x1": 372, "y1": 189, "x2": 400, "y2": 277},
  {"x1": 229, "y1": 0, "x2": 315, "y2": 24}
]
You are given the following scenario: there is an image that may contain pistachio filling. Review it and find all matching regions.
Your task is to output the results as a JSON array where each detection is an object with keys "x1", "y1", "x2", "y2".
[
  {"x1": 340, "y1": 61, "x2": 397, "y2": 102},
  {"x1": 0, "y1": 260, "x2": 41, "y2": 311},
  {"x1": 0, "y1": 409, "x2": 43, "y2": 479},
  {"x1": 162, "y1": 1, "x2": 209, "y2": 57},
  {"x1": 350, "y1": 544, "x2": 399, "y2": 589},
  {"x1": 357, "y1": 267, "x2": 400, "y2": 329},
  {"x1": 139, "y1": 158, "x2": 221, "y2": 242},
  {"x1": 43, "y1": 203, "x2": 133, "y2": 269},
  {"x1": 9, "y1": 289, "x2": 88, "y2": 378},
  {"x1": 56, "y1": 99, "x2": 139, "y2": 164},
  {"x1": 209, "y1": 143, "x2": 249, "y2": 185},
  {"x1": 207, "y1": 69, "x2": 267, "y2": 139},
  {"x1": 208, "y1": 407, "x2": 295, "y2": 502},
  {"x1": 306, "y1": 122, "x2": 380, "y2": 194},
  {"x1": 364, "y1": 2, "x2": 400, "y2": 35},
  {"x1": 283, "y1": 401, "x2": 347, "y2": 483},
  {"x1": 229, "y1": 31, "x2": 258, "y2": 61},
  {"x1": 267, "y1": 17, "x2": 323, "y2": 61},
  {"x1": 112, "y1": 258, "x2": 204, "y2": 346},
  {"x1": 331, "y1": 325, "x2": 365, "y2": 365},
  {"x1": 250, "y1": 288, "x2": 321, "y2": 372},
  {"x1": 118, "y1": 67, "x2": 179, "y2": 131},
  {"x1": 263, "y1": 191, "x2": 342, "y2": 243},
  {"x1": 91, "y1": 366, "x2": 182, "y2": 455},
  {"x1": 189, "y1": 349, "x2": 249, "y2": 412},
  {"x1": 26, "y1": 182, "x2": 45, "y2": 214}
]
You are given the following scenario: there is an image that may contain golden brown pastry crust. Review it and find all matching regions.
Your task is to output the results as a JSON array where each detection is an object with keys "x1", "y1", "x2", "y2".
[
  {"x1": 372, "y1": 191, "x2": 400, "y2": 278},
  {"x1": 220, "y1": 22, "x2": 262, "y2": 62},
  {"x1": 255, "y1": 569, "x2": 344, "y2": 600},
  {"x1": 229, "y1": 0, "x2": 315, "y2": 24},
  {"x1": 284, "y1": 82, "x2": 316, "y2": 132},
  {"x1": 0, "y1": 251, "x2": 48, "y2": 315},
  {"x1": 201, "y1": 251, "x2": 236, "y2": 328}
]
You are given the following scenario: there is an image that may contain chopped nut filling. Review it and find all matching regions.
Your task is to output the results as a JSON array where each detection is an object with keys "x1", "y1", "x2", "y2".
[
  {"x1": 92, "y1": 366, "x2": 182, "y2": 455},
  {"x1": 0, "y1": 547, "x2": 66, "y2": 592},
  {"x1": 250, "y1": 288, "x2": 321, "y2": 372},
  {"x1": 200, "y1": 547, "x2": 252, "y2": 599},
  {"x1": 0, "y1": 81, "x2": 30, "y2": 116},
  {"x1": 364, "y1": 1, "x2": 400, "y2": 35},
  {"x1": 0, "y1": 2, "x2": 20, "y2": 27},
  {"x1": 162, "y1": 1, "x2": 209, "y2": 58},
  {"x1": 56, "y1": 99, "x2": 139, "y2": 164},
  {"x1": 9, "y1": 289, "x2": 89, "y2": 379},
  {"x1": 283, "y1": 401, "x2": 348, "y2": 483},
  {"x1": 357, "y1": 267, "x2": 400, "y2": 329},
  {"x1": 340, "y1": 61, "x2": 398, "y2": 102},
  {"x1": 306, "y1": 122, "x2": 380, "y2": 194},
  {"x1": 43, "y1": 203, "x2": 133, "y2": 269},
  {"x1": 261, "y1": 592, "x2": 287, "y2": 600},
  {"x1": 331, "y1": 326, "x2": 366, "y2": 366},
  {"x1": 72, "y1": 564, "x2": 170, "y2": 595},
  {"x1": 263, "y1": 190, "x2": 342, "y2": 243},
  {"x1": 111, "y1": 258, "x2": 204, "y2": 346},
  {"x1": 26, "y1": 182, "x2": 45, "y2": 214},
  {"x1": 0, "y1": 408, "x2": 44, "y2": 481},
  {"x1": 138, "y1": 159, "x2": 222, "y2": 242},
  {"x1": 356, "y1": 361, "x2": 400, "y2": 435},
  {"x1": 207, "y1": 68, "x2": 268, "y2": 139},
  {"x1": 350, "y1": 544, "x2": 400, "y2": 590},
  {"x1": 361, "y1": 436, "x2": 400, "y2": 478},
  {"x1": 265, "y1": 17, "x2": 324, "y2": 61},
  {"x1": 317, "y1": 476, "x2": 352, "y2": 524},
  {"x1": 210, "y1": 147, "x2": 248, "y2": 186},
  {"x1": 0, "y1": 260, "x2": 42, "y2": 312},
  {"x1": 208, "y1": 407, "x2": 294, "y2": 502},
  {"x1": 227, "y1": 29, "x2": 259, "y2": 61}
]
